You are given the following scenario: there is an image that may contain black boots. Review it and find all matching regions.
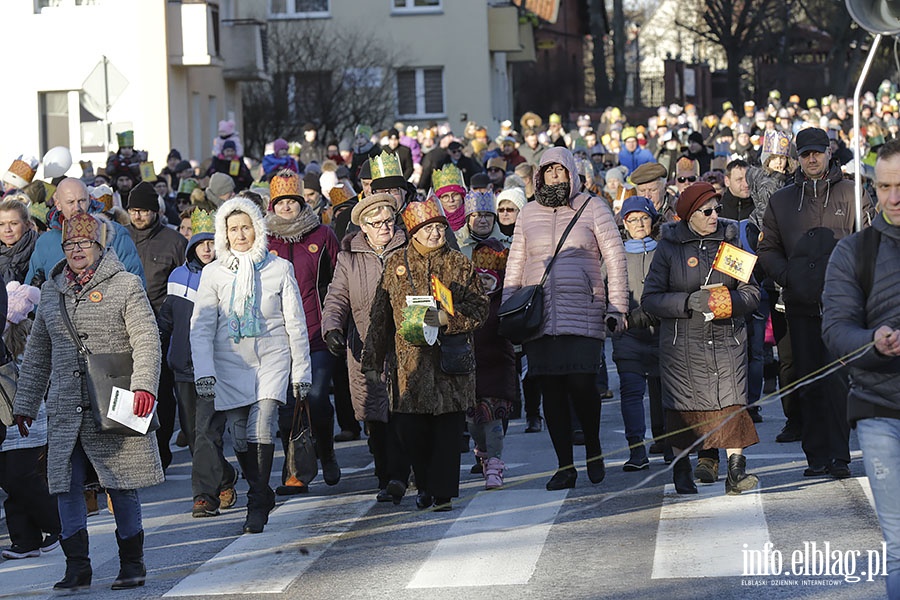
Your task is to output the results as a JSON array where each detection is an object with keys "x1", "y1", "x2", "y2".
[
  {"x1": 546, "y1": 467, "x2": 577, "y2": 490},
  {"x1": 725, "y1": 454, "x2": 759, "y2": 495},
  {"x1": 623, "y1": 437, "x2": 650, "y2": 472},
  {"x1": 54, "y1": 529, "x2": 92, "y2": 590},
  {"x1": 314, "y1": 425, "x2": 341, "y2": 486},
  {"x1": 242, "y1": 443, "x2": 276, "y2": 534},
  {"x1": 111, "y1": 530, "x2": 146, "y2": 589},
  {"x1": 672, "y1": 457, "x2": 698, "y2": 494}
]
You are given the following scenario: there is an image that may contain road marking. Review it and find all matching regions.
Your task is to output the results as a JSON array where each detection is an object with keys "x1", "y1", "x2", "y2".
[
  {"x1": 407, "y1": 489, "x2": 568, "y2": 588},
  {"x1": 651, "y1": 484, "x2": 769, "y2": 579},
  {"x1": 164, "y1": 494, "x2": 372, "y2": 596},
  {"x1": 855, "y1": 476, "x2": 877, "y2": 512}
]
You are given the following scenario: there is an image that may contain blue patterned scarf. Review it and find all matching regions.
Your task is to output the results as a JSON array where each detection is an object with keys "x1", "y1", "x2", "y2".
[{"x1": 226, "y1": 250, "x2": 268, "y2": 342}]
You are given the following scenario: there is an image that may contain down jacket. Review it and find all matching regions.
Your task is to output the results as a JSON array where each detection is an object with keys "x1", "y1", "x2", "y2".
[
  {"x1": 503, "y1": 147, "x2": 629, "y2": 341},
  {"x1": 13, "y1": 249, "x2": 164, "y2": 494},
  {"x1": 321, "y1": 228, "x2": 407, "y2": 422},
  {"x1": 611, "y1": 239, "x2": 660, "y2": 375},
  {"x1": 641, "y1": 219, "x2": 760, "y2": 412},
  {"x1": 362, "y1": 243, "x2": 489, "y2": 415},
  {"x1": 757, "y1": 161, "x2": 870, "y2": 315}
]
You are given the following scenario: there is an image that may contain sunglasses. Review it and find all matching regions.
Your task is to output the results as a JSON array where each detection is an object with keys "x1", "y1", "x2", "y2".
[
  {"x1": 677, "y1": 176, "x2": 698, "y2": 184},
  {"x1": 497, "y1": 207, "x2": 518, "y2": 213},
  {"x1": 696, "y1": 205, "x2": 723, "y2": 217}
]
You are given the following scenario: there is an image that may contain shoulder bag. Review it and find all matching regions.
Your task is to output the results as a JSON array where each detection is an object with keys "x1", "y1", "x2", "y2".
[
  {"x1": 498, "y1": 198, "x2": 591, "y2": 344},
  {"x1": 58, "y1": 293, "x2": 160, "y2": 436}
]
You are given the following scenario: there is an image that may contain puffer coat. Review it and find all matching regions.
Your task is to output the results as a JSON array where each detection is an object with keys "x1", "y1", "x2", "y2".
[
  {"x1": 362, "y1": 243, "x2": 489, "y2": 415},
  {"x1": 503, "y1": 147, "x2": 629, "y2": 342},
  {"x1": 611, "y1": 239, "x2": 660, "y2": 375},
  {"x1": 13, "y1": 249, "x2": 164, "y2": 494},
  {"x1": 641, "y1": 219, "x2": 760, "y2": 412},
  {"x1": 321, "y1": 228, "x2": 407, "y2": 422}
]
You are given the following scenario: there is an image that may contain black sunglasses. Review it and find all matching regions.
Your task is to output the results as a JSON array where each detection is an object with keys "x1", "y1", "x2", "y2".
[
  {"x1": 677, "y1": 176, "x2": 698, "y2": 183},
  {"x1": 696, "y1": 204, "x2": 723, "y2": 217}
]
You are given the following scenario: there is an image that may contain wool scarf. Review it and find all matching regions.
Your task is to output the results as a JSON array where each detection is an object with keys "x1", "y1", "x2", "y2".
[
  {"x1": 624, "y1": 237, "x2": 657, "y2": 254},
  {"x1": 445, "y1": 204, "x2": 467, "y2": 231},
  {"x1": 227, "y1": 249, "x2": 266, "y2": 342}
]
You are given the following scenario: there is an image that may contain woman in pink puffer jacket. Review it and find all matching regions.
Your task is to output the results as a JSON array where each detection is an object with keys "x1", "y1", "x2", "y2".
[{"x1": 503, "y1": 147, "x2": 628, "y2": 491}]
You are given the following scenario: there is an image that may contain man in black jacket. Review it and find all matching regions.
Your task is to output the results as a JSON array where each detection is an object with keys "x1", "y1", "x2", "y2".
[
  {"x1": 720, "y1": 159, "x2": 753, "y2": 221},
  {"x1": 758, "y1": 127, "x2": 871, "y2": 479},
  {"x1": 126, "y1": 182, "x2": 188, "y2": 471}
]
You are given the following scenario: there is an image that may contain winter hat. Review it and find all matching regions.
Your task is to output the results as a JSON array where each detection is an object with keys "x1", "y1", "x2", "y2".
[
  {"x1": 688, "y1": 131, "x2": 705, "y2": 146},
  {"x1": 470, "y1": 173, "x2": 492, "y2": 190},
  {"x1": 62, "y1": 212, "x2": 106, "y2": 247},
  {"x1": 402, "y1": 194, "x2": 447, "y2": 235},
  {"x1": 3, "y1": 155, "x2": 39, "y2": 189},
  {"x1": 273, "y1": 138, "x2": 289, "y2": 153},
  {"x1": 319, "y1": 170, "x2": 337, "y2": 198},
  {"x1": 605, "y1": 166, "x2": 628, "y2": 184},
  {"x1": 206, "y1": 172, "x2": 235, "y2": 206},
  {"x1": 167, "y1": 149, "x2": 182, "y2": 161},
  {"x1": 676, "y1": 182, "x2": 720, "y2": 221},
  {"x1": 175, "y1": 160, "x2": 193, "y2": 175},
  {"x1": 303, "y1": 171, "x2": 322, "y2": 195},
  {"x1": 464, "y1": 190, "x2": 496, "y2": 218},
  {"x1": 90, "y1": 184, "x2": 114, "y2": 211},
  {"x1": 351, "y1": 192, "x2": 398, "y2": 226},
  {"x1": 433, "y1": 164, "x2": 466, "y2": 198},
  {"x1": 127, "y1": 181, "x2": 160, "y2": 212},
  {"x1": 269, "y1": 170, "x2": 304, "y2": 210},
  {"x1": 5, "y1": 281, "x2": 41, "y2": 325},
  {"x1": 629, "y1": 162, "x2": 667, "y2": 185},
  {"x1": 218, "y1": 120, "x2": 235, "y2": 136},
  {"x1": 495, "y1": 187, "x2": 526, "y2": 212},
  {"x1": 358, "y1": 159, "x2": 373, "y2": 181},
  {"x1": 42, "y1": 146, "x2": 72, "y2": 179},
  {"x1": 222, "y1": 140, "x2": 237, "y2": 152},
  {"x1": 620, "y1": 196, "x2": 658, "y2": 221}
]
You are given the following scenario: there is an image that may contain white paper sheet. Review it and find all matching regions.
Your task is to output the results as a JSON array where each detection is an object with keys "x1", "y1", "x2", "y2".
[{"x1": 107, "y1": 387, "x2": 156, "y2": 434}]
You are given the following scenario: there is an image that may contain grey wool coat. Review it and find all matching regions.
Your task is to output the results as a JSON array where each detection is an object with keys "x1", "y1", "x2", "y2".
[{"x1": 14, "y1": 249, "x2": 164, "y2": 494}]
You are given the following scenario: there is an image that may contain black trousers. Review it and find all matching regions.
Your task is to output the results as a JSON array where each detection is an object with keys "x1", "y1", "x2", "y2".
[
  {"x1": 393, "y1": 412, "x2": 464, "y2": 499},
  {"x1": 156, "y1": 358, "x2": 177, "y2": 470},
  {"x1": 174, "y1": 382, "x2": 237, "y2": 507},
  {"x1": 787, "y1": 313, "x2": 850, "y2": 467},
  {"x1": 770, "y1": 295, "x2": 801, "y2": 428},
  {"x1": 0, "y1": 447, "x2": 60, "y2": 550},
  {"x1": 538, "y1": 373, "x2": 602, "y2": 470},
  {"x1": 366, "y1": 419, "x2": 410, "y2": 489},
  {"x1": 332, "y1": 356, "x2": 361, "y2": 435}
]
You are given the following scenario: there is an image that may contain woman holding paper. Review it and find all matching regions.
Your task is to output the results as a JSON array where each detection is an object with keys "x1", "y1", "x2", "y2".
[
  {"x1": 641, "y1": 182, "x2": 761, "y2": 496},
  {"x1": 362, "y1": 195, "x2": 488, "y2": 511},
  {"x1": 12, "y1": 212, "x2": 163, "y2": 590}
]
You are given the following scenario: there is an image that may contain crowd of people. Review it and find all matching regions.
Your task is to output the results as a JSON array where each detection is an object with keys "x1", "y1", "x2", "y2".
[{"x1": 0, "y1": 85, "x2": 897, "y2": 597}]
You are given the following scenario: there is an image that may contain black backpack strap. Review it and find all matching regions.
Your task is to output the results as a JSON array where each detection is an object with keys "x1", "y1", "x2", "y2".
[{"x1": 855, "y1": 226, "x2": 881, "y2": 301}]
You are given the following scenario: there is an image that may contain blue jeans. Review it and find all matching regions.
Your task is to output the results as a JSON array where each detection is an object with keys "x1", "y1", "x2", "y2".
[
  {"x1": 279, "y1": 350, "x2": 336, "y2": 431},
  {"x1": 617, "y1": 370, "x2": 648, "y2": 441},
  {"x1": 746, "y1": 299, "x2": 769, "y2": 405},
  {"x1": 56, "y1": 441, "x2": 142, "y2": 540},
  {"x1": 857, "y1": 418, "x2": 900, "y2": 599}
]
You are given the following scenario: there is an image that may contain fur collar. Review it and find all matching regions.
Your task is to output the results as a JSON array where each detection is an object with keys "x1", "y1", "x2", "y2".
[{"x1": 215, "y1": 196, "x2": 268, "y2": 268}]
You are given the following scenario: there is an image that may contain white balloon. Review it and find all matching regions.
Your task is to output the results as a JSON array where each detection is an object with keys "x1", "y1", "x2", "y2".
[{"x1": 42, "y1": 146, "x2": 73, "y2": 178}]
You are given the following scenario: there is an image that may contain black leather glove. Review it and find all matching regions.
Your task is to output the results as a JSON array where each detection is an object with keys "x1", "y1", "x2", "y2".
[
  {"x1": 627, "y1": 307, "x2": 657, "y2": 330},
  {"x1": 324, "y1": 330, "x2": 347, "y2": 357}
]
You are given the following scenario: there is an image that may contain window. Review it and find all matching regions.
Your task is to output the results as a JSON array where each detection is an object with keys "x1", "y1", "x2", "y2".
[
  {"x1": 38, "y1": 92, "x2": 70, "y2": 156},
  {"x1": 269, "y1": 0, "x2": 329, "y2": 18},
  {"x1": 396, "y1": 67, "x2": 444, "y2": 119},
  {"x1": 34, "y1": 0, "x2": 99, "y2": 12},
  {"x1": 392, "y1": 0, "x2": 441, "y2": 13}
]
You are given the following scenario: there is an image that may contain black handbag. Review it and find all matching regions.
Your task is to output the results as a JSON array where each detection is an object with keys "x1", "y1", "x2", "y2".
[
  {"x1": 282, "y1": 393, "x2": 318, "y2": 487},
  {"x1": 0, "y1": 354, "x2": 16, "y2": 427},
  {"x1": 498, "y1": 198, "x2": 590, "y2": 344},
  {"x1": 58, "y1": 293, "x2": 160, "y2": 436}
]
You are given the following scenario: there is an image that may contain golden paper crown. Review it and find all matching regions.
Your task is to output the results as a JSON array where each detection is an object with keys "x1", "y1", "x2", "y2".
[
  {"x1": 269, "y1": 170, "x2": 303, "y2": 201},
  {"x1": 191, "y1": 208, "x2": 215, "y2": 235},
  {"x1": 471, "y1": 244, "x2": 509, "y2": 271},
  {"x1": 432, "y1": 164, "x2": 465, "y2": 194},
  {"x1": 3, "y1": 157, "x2": 38, "y2": 189},
  {"x1": 370, "y1": 151, "x2": 402, "y2": 180},
  {"x1": 402, "y1": 195, "x2": 445, "y2": 234},
  {"x1": 329, "y1": 184, "x2": 353, "y2": 208}
]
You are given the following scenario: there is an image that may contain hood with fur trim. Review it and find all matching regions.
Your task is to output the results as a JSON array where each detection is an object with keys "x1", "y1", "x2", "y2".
[
  {"x1": 534, "y1": 146, "x2": 581, "y2": 200},
  {"x1": 214, "y1": 196, "x2": 268, "y2": 268}
]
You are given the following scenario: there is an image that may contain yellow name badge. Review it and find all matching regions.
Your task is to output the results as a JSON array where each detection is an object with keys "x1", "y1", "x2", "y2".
[
  {"x1": 139, "y1": 161, "x2": 155, "y2": 181},
  {"x1": 229, "y1": 160, "x2": 241, "y2": 176},
  {"x1": 430, "y1": 274, "x2": 455, "y2": 316},
  {"x1": 712, "y1": 242, "x2": 758, "y2": 284}
]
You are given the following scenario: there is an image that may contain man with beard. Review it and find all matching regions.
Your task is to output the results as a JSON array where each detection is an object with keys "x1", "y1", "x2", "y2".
[{"x1": 721, "y1": 159, "x2": 753, "y2": 221}]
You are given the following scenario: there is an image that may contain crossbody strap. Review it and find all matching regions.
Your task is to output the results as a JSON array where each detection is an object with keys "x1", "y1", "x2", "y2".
[
  {"x1": 58, "y1": 293, "x2": 90, "y2": 355},
  {"x1": 538, "y1": 197, "x2": 591, "y2": 287}
]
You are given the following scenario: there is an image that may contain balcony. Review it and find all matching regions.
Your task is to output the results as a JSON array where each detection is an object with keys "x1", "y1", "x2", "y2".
[
  {"x1": 221, "y1": 19, "x2": 269, "y2": 81},
  {"x1": 167, "y1": 0, "x2": 224, "y2": 67}
]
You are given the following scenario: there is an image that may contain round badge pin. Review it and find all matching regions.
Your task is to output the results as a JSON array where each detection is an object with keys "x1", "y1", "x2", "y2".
[
  {"x1": 687, "y1": 257, "x2": 699, "y2": 268},
  {"x1": 396, "y1": 265, "x2": 407, "y2": 277},
  {"x1": 308, "y1": 244, "x2": 319, "y2": 253},
  {"x1": 270, "y1": 250, "x2": 279, "y2": 257},
  {"x1": 89, "y1": 291, "x2": 103, "y2": 303}
]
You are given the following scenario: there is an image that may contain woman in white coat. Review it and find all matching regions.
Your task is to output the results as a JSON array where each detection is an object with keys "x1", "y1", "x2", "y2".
[{"x1": 190, "y1": 195, "x2": 312, "y2": 534}]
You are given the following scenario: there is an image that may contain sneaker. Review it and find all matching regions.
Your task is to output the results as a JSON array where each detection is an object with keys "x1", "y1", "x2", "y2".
[
  {"x1": 219, "y1": 487, "x2": 237, "y2": 509},
  {"x1": 40, "y1": 534, "x2": 60, "y2": 554},
  {"x1": 2, "y1": 545, "x2": 41, "y2": 559},
  {"x1": 192, "y1": 498, "x2": 220, "y2": 518},
  {"x1": 484, "y1": 457, "x2": 504, "y2": 490}
]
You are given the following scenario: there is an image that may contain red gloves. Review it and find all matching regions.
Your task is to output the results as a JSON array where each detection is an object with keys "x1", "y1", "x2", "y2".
[{"x1": 133, "y1": 391, "x2": 156, "y2": 418}]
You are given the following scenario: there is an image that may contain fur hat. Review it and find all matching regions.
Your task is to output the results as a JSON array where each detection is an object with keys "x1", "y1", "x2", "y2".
[
  {"x1": 351, "y1": 192, "x2": 398, "y2": 226},
  {"x1": 402, "y1": 195, "x2": 447, "y2": 235},
  {"x1": 677, "y1": 182, "x2": 720, "y2": 221},
  {"x1": 215, "y1": 196, "x2": 268, "y2": 264},
  {"x1": 127, "y1": 181, "x2": 160, "y2": 212},
  {"x1": 495, "y1": 187, "x2": 526, "y2": 212}
]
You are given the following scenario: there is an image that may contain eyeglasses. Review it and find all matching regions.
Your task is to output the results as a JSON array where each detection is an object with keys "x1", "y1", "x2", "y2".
[
  {"x1": 364, "y1": 217, "x2": 395, "y2": 230},
  {"x1": 695, "y1": 205, "x2": 723, "y2": 217},
  {"x1": 624, "y1": 215, "x2": 652, "y2": 225},
  {"x1": 488, "y1": 168, "x2": 504, "y2": 173},
  {"x1": 420, "y1": 223, "x2": 445, "y2": 234},
  {"x1": 62, "y1": 240, "x2": 96, "y2": 251},
  {"x1": 677, "y1": 176, "x2": 698, "y2": 184},
  {"x1": 128, "y1": 208, "x2": 153, "y2": 216},
  {"x1": 497, "y1": 207, "x2": 518, "y2": 213},
  {"x1": 471, "y1": 212, "x2": 494, "y2": 221}
]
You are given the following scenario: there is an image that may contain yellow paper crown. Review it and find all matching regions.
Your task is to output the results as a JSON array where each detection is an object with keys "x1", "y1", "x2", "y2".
[
  {"x1": 370, "y1": 151, "x2": 402, "y2": 180},
  {"x1": 191, "y1": 208, "x2": 215, "y2": 235},
  {"x1": 117, "y1": 130, "x2": 134, "y2": 147},
  {"x1": 432, "y1": 164, "x2": 465, "y2": 193}
]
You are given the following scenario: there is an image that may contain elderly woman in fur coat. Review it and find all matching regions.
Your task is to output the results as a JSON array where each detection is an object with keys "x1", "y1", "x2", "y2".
[{"x1": 362, "y1": 195, "x2": 489, "y2": 511}]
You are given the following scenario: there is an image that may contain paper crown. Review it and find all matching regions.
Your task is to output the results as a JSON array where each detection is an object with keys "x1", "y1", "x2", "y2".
[
  {"x1": 90, "y1": 183, "x2": 114, "y2": 211},
  {"x1": 355, "y1": 124, "x2": 373, "y2": 139},
  {"x1": 28, "y1": 200, "x2": 49, "y2": 225},
  {"x1": 3, "y1": 156, "x2": 38, "y2": 189},
  {"x1": 370, "y1": 151, "x2": 402, "y2": 180},
  {"x1": 464, "y1": 190, "x2": 496, "y2": 218},
  {"x1": 761, "y1": 130, "x2": 791, "y2": 157},
  {"x1": 675, "y1": 157, "x2": 699, "y2": 176},
  {"x1": 177, "y1": 178, "x2": 200, "y2": 195},
  {"x1": 471, "y1": 243, "x2": 509, "y2": 271},
  {"x1": 433, "y1": 164, "x2": 465, "y2": 196},
  {"x1": 288, "y1": 141, "x2": 302, "y2": 156},
  {"x1": 329, "y1": 183, "x2": 354, "y2": 209},
  {"x1": 707, "y1": 284, "x2": 733, "y2": 320},
  {"x1": 399, "y1": 305, "x2": 438, "y2": 346},
  {"x1": 117, "y1": 130, "x2": 134, "y2": 147},
  {"x1": 62, "y1": 212, "x2": 106, "y2": 247},
  {"x1": 191, "y1": 208, "x2": 215, "y2": 235},
  {"x1": 402, "y1": 194, "x2": 446, "y2": 235},
  {"x1": 549, "y1": 113, "x2": 562, "y2": 125},
  {"x1": 270, "y1": 170, "x2": 304, "y2": 201}
]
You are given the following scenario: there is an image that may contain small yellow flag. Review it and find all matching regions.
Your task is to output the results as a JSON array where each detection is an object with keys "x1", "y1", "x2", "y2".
[
  {"x1": 430, "y1": 274, "x2": 455, "y2": 316},
  {"x1": 229, "y1": 160, "x2": 241, "y2": 176},
  {"x1": 139, "y1": 161, "x2": 156, "y2": 182},
  {"x1": 712, "y1": 242, "x2": 758, "y2": 283}
]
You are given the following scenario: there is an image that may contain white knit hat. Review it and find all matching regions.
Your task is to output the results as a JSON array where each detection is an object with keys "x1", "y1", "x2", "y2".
[{"x1": 495, "y1": 187, "x2": 526, "y2": 212}]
